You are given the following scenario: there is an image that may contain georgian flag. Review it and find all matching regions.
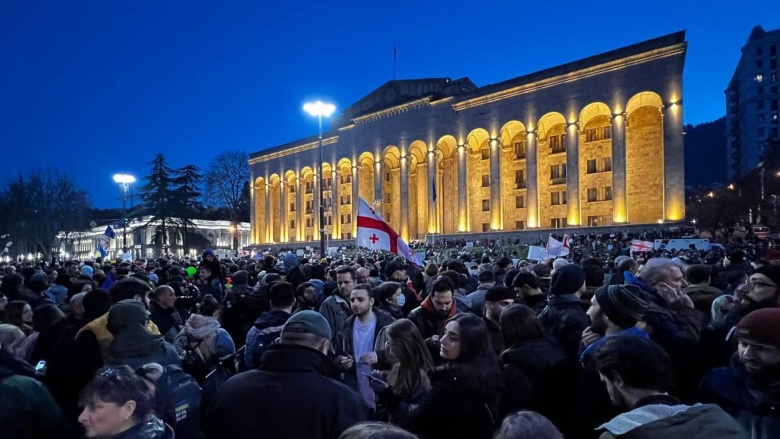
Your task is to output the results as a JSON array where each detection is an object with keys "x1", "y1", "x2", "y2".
[
  {"x1": 546, "y1": 234, "x2": 571, "y2": 257},
  {"x1": 630, "y1": 239, "x2": 654, "y2": 252},
  {"x1": 356, "y1": 197, "x2": 422, "y2": 266}
]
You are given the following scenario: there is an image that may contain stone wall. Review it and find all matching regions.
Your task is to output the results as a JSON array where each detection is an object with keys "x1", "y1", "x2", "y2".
[{"x1": 626, "y1": 106, "x2": 665, "y2": 223}]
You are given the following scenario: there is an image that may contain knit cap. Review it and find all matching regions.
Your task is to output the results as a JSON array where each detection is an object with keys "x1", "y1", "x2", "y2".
[
  {"x1": 754, "y1": 265, "x2": 780, "y2": 289},
  {"x1": 549, "y1": 264, "x2": 585, "y2": 296},
  {"x1": 736, "y1": 308, "x2": 780, "y2": 348},
  {"x1": 595, "y1": 285, "x2": 648, "y2": 329}
]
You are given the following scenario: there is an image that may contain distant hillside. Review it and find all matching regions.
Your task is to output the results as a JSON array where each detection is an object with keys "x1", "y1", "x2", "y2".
[{"x1": 684, "y1": 117, "x2": 727, "y2": 186}]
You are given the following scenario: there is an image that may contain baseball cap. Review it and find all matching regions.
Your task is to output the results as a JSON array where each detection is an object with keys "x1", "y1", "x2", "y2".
[{"x1": 282, "y1": 310, "x2": 331, "y2": 340}]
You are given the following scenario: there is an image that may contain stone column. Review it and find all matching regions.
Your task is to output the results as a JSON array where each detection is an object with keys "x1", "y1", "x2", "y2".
[
  {"x1": 526, "y1": 131, "x2": 539, "y2": 228},
  {"x1": 457, "y1": 145, "x2": 468, "y2": 232},
  {"x1": 489, "y1": 138, "x2": 502, "y2": 230},
  {"x1": 611, "y1": 113, "x2": 627, "y2": 223},
  {"x1": 295, "y1": 177, "x2": 302, "y2": 242},
  {"x1": 279, "y1": 180, "x2": 287, "y2": 242},
  {"x1": 663, "y1": 103, "x2": 685, "y2": 220},
  {"x1": 400, "y1": 155, "x2": 410, "y2": 241},
  {"x1": 264, "y1": 183, "x2": 270, "y2": 244},
  {"x1": 332, "y1": 174, "x2": 339, "y2": 240},
  {"x1": 566, "y1": 122, "x2": 581, "y2": 226},
  {"x1": 352, "y1": 165, "x2": 359, "y2": 237},
  {"x1": 427, "y1": 151, "x2": 438, "y2": 234},
  {"x1": 375, "y1": 160, "x2": 384, "y2": 217},
  {"x1": 313, "y1": 170, "x2": 320, "y2": 241},
  {"x1": 250, "y1": 174, "x2": 256, "y2": 243}
]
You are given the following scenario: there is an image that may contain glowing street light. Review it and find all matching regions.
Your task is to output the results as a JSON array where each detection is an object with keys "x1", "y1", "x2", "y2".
[
  {"x1": 304, "y1": 101, "x2": 336, "y2": 257},
  {"x1": 112, "y1": 173, "x2": 136, "y2": 253}
]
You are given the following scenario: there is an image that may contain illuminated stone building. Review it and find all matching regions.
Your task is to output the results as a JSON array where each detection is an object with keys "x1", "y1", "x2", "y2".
[{"x1": 249, "y1": 32, "x2": 687, "y2": 245}]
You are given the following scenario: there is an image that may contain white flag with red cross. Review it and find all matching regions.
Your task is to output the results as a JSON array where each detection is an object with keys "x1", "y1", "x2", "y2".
[
  {"x1": 356, "y1": 197, "x2": 422, "y2": 266},
  {"x1": 630, "y1": 240, "x2": 654, "y2": 252}
]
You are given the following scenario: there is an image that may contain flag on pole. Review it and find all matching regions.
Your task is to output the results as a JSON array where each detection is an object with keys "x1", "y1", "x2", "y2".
[
  {"x1": 97, "y1": 226, "x2": 116, "y2": 258},
  {"x1": 561, "y1": 234, "x2": 572, "y2": 256},
  {"x1": 356, "y1": 197, "x2": 422, "y2": 266},
  {"x1": 546, "y1": 234, "x2": 571, "y2": 258},
  {"x1": 630, "y1": 239, "x2": 654, "y2": 252}
]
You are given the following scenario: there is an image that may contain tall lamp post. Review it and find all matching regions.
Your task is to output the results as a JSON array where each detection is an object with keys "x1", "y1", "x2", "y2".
[
  {"x1": 113, "y1": 174, "x2": 136, "y2": 253},
  {"x1": 303, "y1": 101, "x2": 336, "y2": 258}
]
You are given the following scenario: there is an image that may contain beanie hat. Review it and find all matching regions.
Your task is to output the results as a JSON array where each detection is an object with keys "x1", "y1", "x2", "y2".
[
  {"x1": 232, "y1": 270, "x2": 249, "y2": 286},
  {"x1": 80, "y1": 265, "x2": 94, "y2": 278},
  {"x1": 148, "y1": 273, "x2": 159, "y2": 284},
  {"x1": 595, "y1": 284, "x2": 648, "y2": 329},
  {"x1": 107, "y1": 300, "x2": 149, "y2": 336},
  {"x1": 754, "y1": 265, "x2": 780, "y2": 289},
  {"x1": 736, "y1": 308, "x2": 780, "y2": 348},
  {"x1": 485, "y1": 285, "x2": 515, "y2": 302},
  {"x1": 552, "y1": 258, "x2": 569, "y2": 270},
  {"x1": 549, "y1": 264, "x2": 585, "y2": 296}
]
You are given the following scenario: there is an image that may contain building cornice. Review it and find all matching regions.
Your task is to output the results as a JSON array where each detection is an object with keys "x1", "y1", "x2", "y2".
[
  {"x1": 350, "y1": 97, "x2": 431, "y2": 125},
  {"x1": 452, "y1": 42, "x2": 687, "y2": 112},
  {"x1": 248, "y1": 136, "x2": 340, "y2": 165}
]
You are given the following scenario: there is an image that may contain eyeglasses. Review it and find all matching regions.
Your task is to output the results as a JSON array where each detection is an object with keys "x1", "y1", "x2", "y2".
[{"x1": 749, "y1": 280, "x2": 778, "y2": 289}]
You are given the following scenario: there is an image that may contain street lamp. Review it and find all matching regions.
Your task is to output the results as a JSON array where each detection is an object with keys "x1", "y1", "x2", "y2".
[
  {"x1": 304, "y1": 101, "x2": 336, "y2": 258},
  {"x1": 113, "y1": 174, "x2": 136, "y2": 254}
]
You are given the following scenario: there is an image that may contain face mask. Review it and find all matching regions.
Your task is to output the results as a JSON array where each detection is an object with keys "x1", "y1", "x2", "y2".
[
  {"x1": 469, "y1": 269, "x2": 478, "y2": 277},
  {"x1": 396, "y1": 293, "x2": 406, "y2": 307}
]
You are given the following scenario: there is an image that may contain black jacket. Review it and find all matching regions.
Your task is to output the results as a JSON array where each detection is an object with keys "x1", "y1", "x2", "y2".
[
  {"x1": 500, "y1": 337, "x2": 577, "y2": 434},
  {"x1": 538, "y1": 294, "x2": 590, "y2": 361},
  {"x1": 408, "y1": 364, "x2": 502, "y2": 439},
  {"x1": 149, "y1": 302, "x2": 183, "y2": 343},
  {"x1": 204, "y1": 344, "x2": 369, "y2": 439}
]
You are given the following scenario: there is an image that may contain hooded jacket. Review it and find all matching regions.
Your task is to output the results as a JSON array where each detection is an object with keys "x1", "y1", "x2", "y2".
[
  {"x1": 76, "y1": 308, "x2": 160, "y2": 360},
  {"x1": 282, "y1": 253, "x2": 305, "y2": 289},
  {"x1": 149, "y1": 301, "x2": 183, "y2": 344},
  {"x1": 204, "y1": 344, "x2": 369, "y2": 439},
  {"x1": 174, "y1": 314, "x2": 235, "y2": 368},
  {"x1": 243, "y1": 309, "x2": 291, "y2": 369},
  {"x1": 107, "y1": 324, "x2": 181, "y2": 370},
  {"x1": 537, "y1": 293, "x2": 590, "y2": 361},
  {"x1": 597, "y1": 394, "x2": 747, "y2": 439},
  {"x1": 407, "y1": 295, "x2": 459, "y2": 340}
]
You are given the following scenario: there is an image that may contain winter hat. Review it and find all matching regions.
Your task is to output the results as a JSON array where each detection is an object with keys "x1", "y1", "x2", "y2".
[
  {"x1": 282, "y1": 310, "x2": 331, "y2": 341},
  {"x1": 595, "y1": 284, "x2": 648, "y2": 329},
  {"x1": 80, "y1": 265, "x2": 94, "y2": 278},
  {"x1": 107, "y1": 300, "x2": 149, "y2": 336},
  {"x1": 552, "y1": 258, "x2": 569, "y2": 270},
  {"x1": 549, "y1": 264, "x2": 586, "y2": 296},
  {"x1": 148, "y1": 273, "x2": 159, "y2": 284},
  {"x1": 531, "y1": 264, "x2": 552, "y2": 279},
  {"x1": 232, "y1": 270, "x2": 249, "y2": 286},
  {"x1": 614, "y1": 255, "x2": 630, "y2": 266},
  {"x1": 485, "y1": 286, "x2": 515, "y2": 302},
  {"x1": 736, "y1": 308, "x2": 780, "y2": 348},
  {"x1": 754, "y1": 265, "x2": 780, "y2": 288}
]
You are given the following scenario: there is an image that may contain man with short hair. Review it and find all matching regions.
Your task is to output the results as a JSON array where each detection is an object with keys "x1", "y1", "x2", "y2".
[
  {"x1": 482, "y1": 285, "x2": 515, "y2": 355},
  {"x1": 407, "y1": 276, "x2": 458, "y2": 352},
  {"x1": 700, "y1": 308, "x2": 780, "y2": 438},
  {"x1": 148, "y1": 285, "x2": 182, "y2": 343},
  {"x1": 355, "y1": 267, "x2": 370, "y2": 285},
  {"x1": 594, "y1": 335, "x2": 746, "y2": 439},
  {"x1": 244, "y1": 281, "x2": 295, "y2": 369},
  {"x1": 293, "y1": 282, "x2": 318, "y2": 314},
  {"x1": 511, "y1": 272, "x2": 547, "y2": 313},
  {"x1": 335, "y1": 284, "x2": 394, "y2": 410},
  {"x1": 319, "y1": 265, "x2": 355, "y2": 341},
  {"x1": 538, "y1": 264, "x2": 590, "y2": 361},
  {"x1": 683, "y1": 264, "x2": 722, "y2": 326},
  {"x1": 204, "y1": 311, "x2": 369, "y2": 439},
  {"x1": 467, "y1": 270, "x2": 497, "y2": 317}
]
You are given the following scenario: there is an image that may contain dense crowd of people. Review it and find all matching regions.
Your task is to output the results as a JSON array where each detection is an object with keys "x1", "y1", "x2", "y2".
[{"x1": 0, "y1": 241, "x2": 779, "y2": 438}]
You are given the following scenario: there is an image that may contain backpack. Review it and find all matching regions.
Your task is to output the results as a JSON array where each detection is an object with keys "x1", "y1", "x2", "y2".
[
  {"x1": 139, "y1": 364, "x2": 202, "y2": 439},
  {"x1": 180, "y1": 337, "x2": 210, "y2": 384},
  {"x1": 201, "y1": 345, "x2": 245, "y2": 411}
]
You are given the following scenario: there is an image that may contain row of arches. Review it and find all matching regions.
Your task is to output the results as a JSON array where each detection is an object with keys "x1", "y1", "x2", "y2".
[{"x1": 252, "y1": 92, "x2": 671, "y2": 244}]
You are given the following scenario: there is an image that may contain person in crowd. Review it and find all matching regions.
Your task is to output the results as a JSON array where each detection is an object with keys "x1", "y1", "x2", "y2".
[
  {"x1": 2, "y1": 300, "x2": 33, "y2": 335},
  {"x1": 724, "y1": 271, "x2": 749, "y2": 297},
  {"x1": 282, "y1": 253, "x2": 305, "y2": 289},
  {"x1": 355, "y1": 267, "x2": 371, "y2": 286},
  {"x1": 700, "y1": 308, "x2": 780, "y2": 438},
  {"x1": 204, "y1": 310, "x2": 369, "y2": 439},
  {"x1": 494, "y1": 411, "x2": 564, "y2": 439},
  {"x1": 710, "y1": 294, "x2": 736, "y2": 326},
  {"x1": 683, "y1": 264, "x2": 723, "y2": 326},
  {"x1": 538, "y1": 264, "x2": 590, "y2": 361},
  {"x1": 338, "y1": 422, "x2": 417, "y2": 439},
  {"x1": 424, "y1": 263, "x2": 439, "y2": 296},
  {"x1": 437, "y1": 269, "x2": 472, "y2": 313},
  {"x1": 511, "y1": 272, "x2": 547, "y2": 313},
  {"x1": 148, "y1": 285, "x2": 183, "y2": 344},
  {"x1": 175, "y1": 293, "x2": 235, "y2": 375},
  {"x1": 105, "y1": 300, "x2": 180, "y2": 370},
  {"x1": 406, "y1": 313, "x2": 503, "y2": 439},
  {"x1": 482, "y1": 285, "x2": 515, "y2": 355},
  {"x1": 0, "y1": 323, "x2": 28, "y2": 359},
  {"x1": 22, "y1": 303, "x2": 67, "y2": 365},
  {"x1": 49, "y1": 271, "x2": 71, "y2": 305},
  {"x1": 499, "y1": 304, "x2": 575, "y2": 433},
  {"x1": 593, "y1": 334, "x2": 746, "y2": 439},
  {"x1": 368, "y1": 319, "x2": 433, "y2": 428},
  {"x1": 244, "y1": 282, "x2": 294, "y2": 369},
  {"x1": 78, "y1": 365, "x2": 173, "y2": 439},
  {"x1": 373, "y1": 281, "x2": 405, "y2": 320},
  {"x1": 320, "y1": 265, "x2": 356, "y2": 341},
  {"x1": 335, "y1": 283, "x2": 395, "y2": 411},
  {"x1": 385, "y1": 261, "x2": 421, "y2": 316},
  {"x1": 713, "y1": 250, "x2": 752, "y2": 290},
  {"x1": 608, "y1": 257, "x2": 638, "y2": 286},
  {"x1": 68, "y1": 291, "x2": 88, "y2": 324},
  {"x1": 582, "y1": 261, "x2": 605, "y2": 305},
  {"x1": 308, "y1": 263, "x2": 327, "y2": 305},
  {"x1": 293, "y1": 282, "x2": 319, "y2": 314},
  {"x1": 0, "y1": 325, "x2": 76, "y2": 439},
  {"x1": 0, "y1": 273, "x2": 49, "y2": 308},
  {"x1": 467, "y1": 269, "x2": 497, "y2": 317},
  {"x1": 407, "y1": 276, "x2": 458, "y2": 360},
  {"x1": 196, "y1": 263, "x2": 224, "y2": 303}
]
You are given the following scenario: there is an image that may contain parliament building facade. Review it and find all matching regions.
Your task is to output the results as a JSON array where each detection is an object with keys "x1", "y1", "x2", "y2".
[{"x1": 249, "y1": 32, "x2": 687, "y2": 245}]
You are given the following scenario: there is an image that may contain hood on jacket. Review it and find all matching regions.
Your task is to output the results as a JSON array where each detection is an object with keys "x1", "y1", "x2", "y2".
[
  {"x1": 109, "y1": 324, "x2": 166, "y2": 359},
  {"x1": 185, "y1": 313, "x2": 221, "y2": 341},
  {"x1": 420, "y1": 295, "x2": 457, "y2": 321},
  {"x1": 254, "y1": 309, "x2": 292, "y2": 330},
  {"x1": 283, "y1": 253, "x2": 300, "y2": 272},
  {"x1": 0, "y1": 349, "x2": 37, "y2": 380},
  {"x1": 231, "y1": 270, "x2": 249, "y2": 286},
  {"x1": 107, "y1": 300, "x2": 149, "y2": 336}
]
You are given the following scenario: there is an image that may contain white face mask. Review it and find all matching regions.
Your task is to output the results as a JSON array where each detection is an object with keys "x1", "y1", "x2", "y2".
[
  {"x1": 469, "y1": 269, "x2": 478, "y2": 277},
  {"x1": 395, "y1": 293, "x2": 406, "y2": 307}
]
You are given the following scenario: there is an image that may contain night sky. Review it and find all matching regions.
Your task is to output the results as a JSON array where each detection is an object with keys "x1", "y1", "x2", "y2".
[{"x1": 2, "y1": 0, "x2": 778, "y2": 208}]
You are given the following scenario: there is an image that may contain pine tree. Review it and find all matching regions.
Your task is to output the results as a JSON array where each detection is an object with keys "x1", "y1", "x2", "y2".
[
  {"x1": 171, "y1": 164, "x2": 203, "y2": 251},
  {"x1": 141, "y1": 154, "x2": 177, "y2": 251}
]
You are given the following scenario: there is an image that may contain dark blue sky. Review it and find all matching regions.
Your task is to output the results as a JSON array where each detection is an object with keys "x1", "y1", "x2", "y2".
[{"x1": 2, "y1": 0, "x2": 778, "y2": 208}]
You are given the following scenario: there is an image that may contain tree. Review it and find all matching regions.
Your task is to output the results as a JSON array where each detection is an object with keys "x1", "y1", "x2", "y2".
[
  {"x1": 140, "y1": 154, "x2": 178, "y2": 250},
  {"x1": 0, "y1": 170, "x2": 91, "y2": 260},
  {"x1": 204, "y1": 151, "x2": 250, "y2": 224},
  {"x1": 171, "y1": 164, "x2": 203, "y2": 251}
]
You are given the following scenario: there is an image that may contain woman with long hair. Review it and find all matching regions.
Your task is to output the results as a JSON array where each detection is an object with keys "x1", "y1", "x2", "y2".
[
  {"x1": 406, "y1": 313, "x2": 503, "y2": 439},
  {"x1": 369, "y1": 319, "x2": 433, "y2": 427},
  {"x1": 499, "y1": 304, "x2": 576, "y2": 435},
  {"x1": 2, "y1": 300, "x2": 33, "y2": 336}
]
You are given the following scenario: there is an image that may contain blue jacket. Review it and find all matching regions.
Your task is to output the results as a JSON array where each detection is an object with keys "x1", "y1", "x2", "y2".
[{"x1": 244, "y1": 310, "x2": 291, "y2": 369}]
